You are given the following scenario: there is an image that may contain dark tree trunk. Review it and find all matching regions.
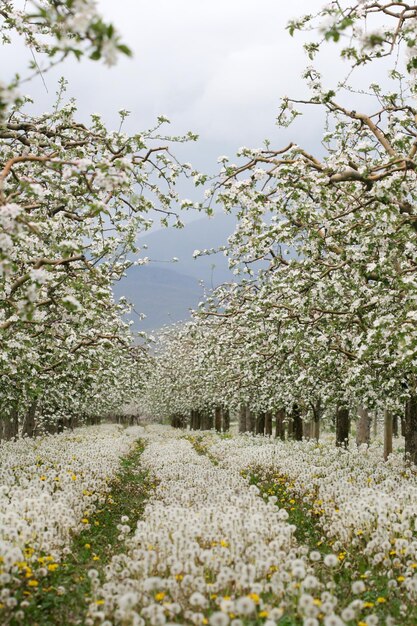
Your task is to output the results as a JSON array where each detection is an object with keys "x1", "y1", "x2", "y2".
[
  {"x1": 336, "y1": 407, "x2": 350, "y2": 448},
  {"x1": 202, "y1": 407, "x2": 213, "y2": 430},
  {"x1": 292, "y1": 404, "x2": 303, "y2": 441},
  {"x1": 384, "y1": 409, "x2": 393, "y2": 461},
  {"x1": 22, "y1": 401, "x2": 37, "y2": 438},
  {"x1": 214, "y1": 406, "x2": 222, "y2": 432},
  {"x1": 405, "y1": 394, "x2": 417, "y2": 464},
  {"x1": 247, "y1": 409, "x2": 256, "y2": 433},
  {"x1": 239, "y1": 405, "x2": 247, "y2": 433},
  {"x1": 287, "y1": 415, "x2": 294, "y2": 438},
  {"x1": 256, "y1": 412, "x2": 265, "y2": 435},
  {"x1": 393, "y1": 414, "x2": 399, "y2": 438},
  {"x1": 275, "y1": 409, "x2": 285, "y2": 440},
  {"x1": 194, "y1": 410, "x2": 202, "y2": 430},
  {"x1": 222, "y1": 408, "x2": 230, "y2": 432},
  {"x1": 311, "y1": 398, "x2": 322, "y2": 441},
  {"x1": 171, "y1": 414, "x2": 180, "y2": 428},
  {"x1": 3, "y1": 401, "x2": 19, "y2": 440},
  {"x1": 264, "y1": 411, "x2": 272, "y2": 436}
]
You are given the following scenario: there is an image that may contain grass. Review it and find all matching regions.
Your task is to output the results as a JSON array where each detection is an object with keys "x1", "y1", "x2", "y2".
[
  {"x1": 186, "y1": 434, "x2": 417, "y2": 625},
  {"x1": 8, "y1": 439, "x2": 151, "y2": 626},
  {"x1": 247, "y1": 466, "x2": 417, "y2": 626}
]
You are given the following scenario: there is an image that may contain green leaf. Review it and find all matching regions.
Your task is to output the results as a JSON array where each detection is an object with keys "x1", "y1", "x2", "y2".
[
  {"x1": 117, "y1": 44, "x2": 132, "y2": 57},
  {"x1": 90, "y1": 50, "x2": 101, "y2": 61}
]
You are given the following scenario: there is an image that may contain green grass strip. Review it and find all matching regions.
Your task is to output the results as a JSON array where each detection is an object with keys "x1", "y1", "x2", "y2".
[
  {"x1": 9, "y1": 439, "x2": 151, "y2": 626},
  {"x1": 246, "y1": 466, "x2": 417, "y2": 625}
]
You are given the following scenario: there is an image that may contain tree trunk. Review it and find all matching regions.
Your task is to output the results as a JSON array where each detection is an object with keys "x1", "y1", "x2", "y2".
[
  {"x1": 171, "y1": 413, "x2": 181, "y2": 428},
  {"x1": 256, "y1": 412, "x2": 265, "y2": 435},
  {"x1": 215, "y1": 406, "x2": 222, "y2": 432},
  {"x1": 287, "y1": 414, "x2": 294, "y2": 438},
  {"x1": 265, "y1": 411, "x2": 272, "y2": 436},
  {"x1": 356, "y1": 406, "x2": 371, "y2": 446},
  {"x1": 275, "y1": 409, "x2": 285, "y2": 440},
  {"x1": 311, "y1": 398, "x2": 322, "y2": 441},
  {"x1": 405, "y1": 394, "x2": 417, "y2": 464},
  {"x1": 303, "y1": 421, "x2": 313, "y2": 439},
  {"x1": 239, "y1": 405, "x2": 247, "y2": 433},
  {"x1": 373, "y1": 411, "x2": 378, "y2": 438},
  {"x1": 393, "y1": 414, "x2": 399, "y2": 438},
  {"x1": 222, "y1": 408, "x2": 230, "y2": 432},
  {"x1": 3, "y1": 401, "x2": 19, "y2": 440},
  {"x1": 384, "y1": 409, "x2": 393, "y2": 461},
  {"x1": 292, "y1": 404, "x2": 303, "y2": 441},
  {"x1": 313, "y1": 418, "x2": 320, "y2": 441},
  {"x1": 336, "y1": 407, "x2": 350, "y2": 448},
  {"x1": 22, "y1": 401, "x2": 37, "y2": 438},
  {"x1": 202, "y1": 407, "x2": 213, "y2": 430},
  {"x1": 194, "y1": 409, "x2": 202, "y2": 430},
  {"x1": 247, "y1": 409, "x2": 256, "y2": 433}
]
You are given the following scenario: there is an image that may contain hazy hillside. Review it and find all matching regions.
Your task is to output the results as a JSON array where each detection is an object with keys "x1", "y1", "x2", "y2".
[
  {"x1": 137, "y1": 213, "x2": 237, "y2": 285},
  {"x1": 113, "y1": 213, "x2": 237, "y2": 330},
  {"x1": 113, "y1": 265, "x2": 206, "y2": 331}
]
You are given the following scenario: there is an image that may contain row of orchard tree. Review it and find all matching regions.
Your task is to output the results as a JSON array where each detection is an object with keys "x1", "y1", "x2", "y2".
[
  {"x1": 142, "y1": 1, "x2": 417, "y2": 464},
  {"x1": 0, "y1": 1, "x2": 196, "y2": 438}
]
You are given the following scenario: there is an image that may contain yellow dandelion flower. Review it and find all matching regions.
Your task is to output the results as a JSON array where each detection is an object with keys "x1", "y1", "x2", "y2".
[{"x1": 248, "y1": 593, "x2": 260, "y2": 604}]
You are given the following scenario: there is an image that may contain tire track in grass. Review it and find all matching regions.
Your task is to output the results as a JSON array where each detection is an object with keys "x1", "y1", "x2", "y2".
[
  {"x1": 10, "y1": 439, "x2": 153, "y2": 626},
  {"x1": 245, "y1": 467, "x2": 415, "y2": 626},
  {"x1": 189, "y1": 433, "x2": 417, "y2": 626}
]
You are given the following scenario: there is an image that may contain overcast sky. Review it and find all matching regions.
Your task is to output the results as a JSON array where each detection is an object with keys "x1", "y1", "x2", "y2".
[
  {"x1": 4, "y1": 1, "x2": 332, "y2": 175},
  {"x1": 2, "y1": 1, "x2": 394, "y2": 321}
]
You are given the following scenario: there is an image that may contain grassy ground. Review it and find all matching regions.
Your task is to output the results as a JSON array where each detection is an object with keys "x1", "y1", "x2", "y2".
[
  {"x1": 187, "y1": 433, "x2": 417, "y2": 625},
  {"x1": 246, "y1": 466, "x2": 417, "y2": 626},
  {"x1": 9, "y1": 439, "x2": 151, "y2": 626}
]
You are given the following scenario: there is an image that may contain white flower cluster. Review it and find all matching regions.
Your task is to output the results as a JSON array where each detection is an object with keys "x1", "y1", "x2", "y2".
[
  {"x1": 88, "y1": 428, "x2": 362, "y2": 626},
  {"x1": 206, "y1": 435, "x2": 417, "y2": 597},
  {"x1": 0, "y1": 424, "x2": 142, "y2": 604}
]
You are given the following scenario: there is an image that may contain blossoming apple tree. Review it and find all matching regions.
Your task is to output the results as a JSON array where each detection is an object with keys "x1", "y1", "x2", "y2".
[
  {"x1": 144, "y1": 1, "x2": 417, "y2": 462},
  {"x1": 0, "y1": 1, "x2": 197, "y2": 437}
]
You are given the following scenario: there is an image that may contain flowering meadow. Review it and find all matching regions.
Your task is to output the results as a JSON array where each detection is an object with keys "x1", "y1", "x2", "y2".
[
  {"x1": 0, "y1": 424, "x2": 142, "y2": 622},
  {"x1": 83, "y1": 426, "x2": 416, "y2": 626},
  {"x1": 3, "y1": 1, "x2": 417, "y2": 624}
]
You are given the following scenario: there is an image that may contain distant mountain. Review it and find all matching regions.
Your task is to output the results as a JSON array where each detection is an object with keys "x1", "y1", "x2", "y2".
[
  {"x1": 113, "y1": 265, "x2": 205, "y2": 331},
  {"x1": 113, "y1": 213, "x2": 237, "y2": 331},
  {"x1": 137, "y1": 212, "x2": 237, "y2": 285}
]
